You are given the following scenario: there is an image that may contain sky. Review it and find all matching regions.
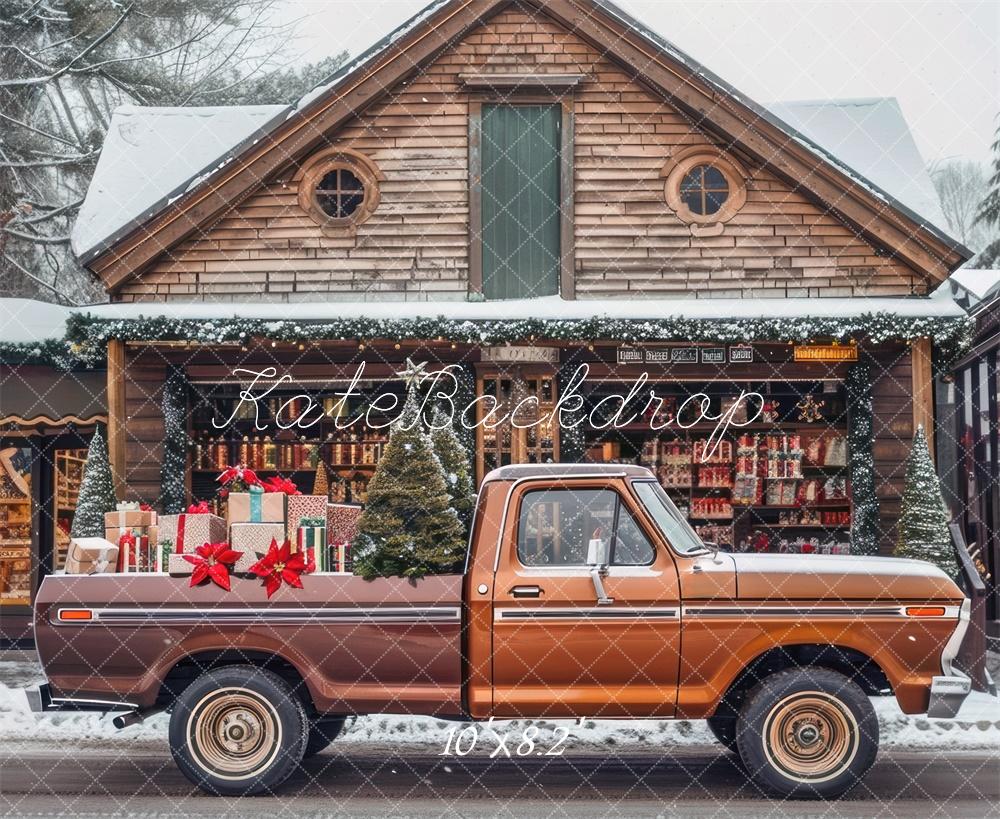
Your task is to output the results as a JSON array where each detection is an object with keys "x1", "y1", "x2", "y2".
[{"x1": 275, "y1": 0, "x2": 999, "y2": 165}]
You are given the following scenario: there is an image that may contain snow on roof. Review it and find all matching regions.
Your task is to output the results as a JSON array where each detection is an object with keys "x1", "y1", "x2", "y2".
[
  {"x1": 71, "y1": 0, "x2": 965, "y2": 264},
  {"x1": 947, "y1": 268, "x2": 1000, "y2": 302},
  {"x1": 0, "y1": 298, "x2": 70, "y2": 345},
  {"x1": 77, "y1": 294, "x2": 967, "y2": 323},
  {"x1": 766, "y1": 98, "x2": 949, "y2": 237},
  {"x1": 72, "y1": 104, "x2": 286, "y2": 260}
]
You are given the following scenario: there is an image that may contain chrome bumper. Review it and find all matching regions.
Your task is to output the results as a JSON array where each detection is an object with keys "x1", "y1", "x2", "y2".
[
  {"x1": 927, "y1": 674, "x2": 972, "y2": 718},
  {"x1": 926, "y1": 599, "x2": 972, "y2": 719},
  {"x1": 27, "y1": 683, "x2": 136, "y2": 713}
]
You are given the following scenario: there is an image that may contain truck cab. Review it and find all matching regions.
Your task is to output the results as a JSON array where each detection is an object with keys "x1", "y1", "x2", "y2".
[{"x1": 31, "y1": 464, "x2": 973, "y2": 799}]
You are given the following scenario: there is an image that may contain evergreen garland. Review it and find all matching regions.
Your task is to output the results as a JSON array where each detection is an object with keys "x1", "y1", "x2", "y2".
[
  {"x1": 894, "y1": 425, "x2": 960, "y2": 578},
  {"x1": 557, "y1": 357, "x2": 587, "y2": 462},
  {"x1": 158, "y1": 364, "x2": 189, "y2": 514},
  {"x1": 846, "y1": 358, "x2": 880, "y2": 555},
  {"x1": 70, "y1": 426, "x2": 117, "y2": 538},
  {"x1": 0, "y1": 311, "x2": 974, "y2": 370}
]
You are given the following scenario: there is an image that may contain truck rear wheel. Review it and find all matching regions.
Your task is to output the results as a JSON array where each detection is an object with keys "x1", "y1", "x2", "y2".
[
  {"x1": 303, "y1": 716, "x2": 347, "y2": 758},
  {"x1": 169, "y1": 665, "x2": 308, "y2": 796},
  {"x1": 736, "y1": 668, "x2": 878, "y2": 799}
]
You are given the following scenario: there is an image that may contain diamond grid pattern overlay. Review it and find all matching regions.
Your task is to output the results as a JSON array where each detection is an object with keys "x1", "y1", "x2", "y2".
[{"x1": 2, "y1": 0, "x2": 998, "y2": 814}]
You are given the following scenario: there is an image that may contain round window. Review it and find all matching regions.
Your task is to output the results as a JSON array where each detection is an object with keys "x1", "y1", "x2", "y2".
[
  {"x1": 314, "y1": 168, "x2": 366, "y2": 219},
  {"x1": 680, "y1": 164, "x2": 730, "y2": 216},
  {"x1": 662, "y1": 149, "x2": 746, "y2": 228}
]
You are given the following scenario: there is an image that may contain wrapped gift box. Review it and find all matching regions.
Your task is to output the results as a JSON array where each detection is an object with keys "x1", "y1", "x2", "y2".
[
  {"x1": 327, "y1": 503, "x2": 362, "y2": 546},
  {"x1": 332, "y1": 541, "x2": 351, "y2": 574},
  {"x1": 229, "y1": 489, "x2": 286, "y2": 524},
  {"x1": 230, "y1": 522, "x2": 285, "y2": 556},
  {"x1": 105, "y1": 524, "x2": 159, "y2": 550},
  {"x1": 296, "y1": 517, "x2": 327, "y2": 571},
  {"x1": 104, "y1": 508, "x2": 157, "y2": 529},
  {"x1": 65, "y1": 538, "x2": 119, "y2": 575},
  {"x1": 116, "y1": 533, "x2": 155, "y2": 572},
  {"x1": 159, "y1": 513, "x2": 227, "y2": 554},
  {"x1": 286, "y1": 495, "x2": 328, "y2": 539},
  {"x1": 168, "y1": 549, "x2": 259, "y2": 576}
]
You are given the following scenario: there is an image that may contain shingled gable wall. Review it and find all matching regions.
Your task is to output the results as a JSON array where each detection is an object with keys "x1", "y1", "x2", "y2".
[{"x1": 113, "y1": 5, "x2": 927, "y2": 303}]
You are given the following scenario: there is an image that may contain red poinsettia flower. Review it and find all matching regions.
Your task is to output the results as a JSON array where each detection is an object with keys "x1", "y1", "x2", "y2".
[
  {"x1": 249, "y1": 538, "x2": 306, "y2": 599},
  {"x1": 186, "y1": 500, "x2": 211, "y2": 514},
  {"x1": 183, "y1": 541, "x2": 243, "y2": 591},
  {"x1": 261, "y1": 476, "x2": 300, "y2": 495}
]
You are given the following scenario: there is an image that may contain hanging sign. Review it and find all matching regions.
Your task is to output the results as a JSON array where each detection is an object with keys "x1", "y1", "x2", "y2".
[
  {"x1": 794, "y1": 345, "x2": 858, "y2": 363},
  {"x1": 482, "y1": 346, "x2": 559, "y2": 364},
  {"x1": 617, "y1": 345, "x2": 735, "y2": 365},
  {"x1": 729, "y1": 345, "x2": 754, "y2": 363},
  {"x1": 701, "y1": 347, "x2": 725, "y2": 364}
]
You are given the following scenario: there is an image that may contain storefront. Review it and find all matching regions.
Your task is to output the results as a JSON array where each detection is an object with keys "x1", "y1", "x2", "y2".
[
  {"x1": 87, "y1": 308, "x2": 946, "y2": 564},
  {"x1": 0, "y1": 365, "x2": 105, "y2": 640}
]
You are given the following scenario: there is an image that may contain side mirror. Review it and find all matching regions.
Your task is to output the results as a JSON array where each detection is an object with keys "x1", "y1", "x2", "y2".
[
  {"x1": 586, "y1": 528, "x2": 614, "y2": 606},
  {"x1": 586, "y1": 530, "x2": 610, "y2": 567}
]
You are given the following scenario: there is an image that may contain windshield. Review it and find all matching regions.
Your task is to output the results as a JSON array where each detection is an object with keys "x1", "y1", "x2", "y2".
[{"x1": 632, "y1": 480, "x2": 707, "y2": 556}]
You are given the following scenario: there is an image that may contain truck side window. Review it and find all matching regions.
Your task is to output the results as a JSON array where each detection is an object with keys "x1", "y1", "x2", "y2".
[{"x1": 516, "y1": 488, "x2": 655, "y2": 566}]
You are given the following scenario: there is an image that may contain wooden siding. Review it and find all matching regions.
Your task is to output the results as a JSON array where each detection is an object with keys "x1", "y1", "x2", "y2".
[
  {"x1": 121, "y1": 351, "x2": 168, "y2": 504},
  {"x1": 116, "y1": 5, "x2": 926, "y2": 303}
]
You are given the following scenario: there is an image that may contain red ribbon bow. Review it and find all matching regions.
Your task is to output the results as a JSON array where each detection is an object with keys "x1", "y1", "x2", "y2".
[
  {"x1": 186, "y1": 500, "x2": 211, "y2": 514},
  {"x1": 262, "y1": 476, "x2": 300, "y2": 495},
  {"x1": 217, "y1": 465, "x2": 260, "y2": 486},
  {"x1": 249, "y1": 538, "x2": 306, "y2": 599},
  {"x1": 183, "y1": 542, "x2": 243, "y2": 591}
]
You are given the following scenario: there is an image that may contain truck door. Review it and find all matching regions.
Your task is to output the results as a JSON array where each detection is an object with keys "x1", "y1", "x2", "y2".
[{"x1": 491, "y1": 480, "x2": 681, "y2": 718}]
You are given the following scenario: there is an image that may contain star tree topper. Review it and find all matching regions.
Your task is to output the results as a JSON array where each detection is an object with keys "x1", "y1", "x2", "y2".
[{"x1": 396, "y1": 357, "x2": 429, "y2": 390}]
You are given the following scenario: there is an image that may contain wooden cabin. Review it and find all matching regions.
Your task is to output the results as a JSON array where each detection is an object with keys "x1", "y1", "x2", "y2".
[{"x1": 1, "y1": 0, "x2": 976, "y2": 635}]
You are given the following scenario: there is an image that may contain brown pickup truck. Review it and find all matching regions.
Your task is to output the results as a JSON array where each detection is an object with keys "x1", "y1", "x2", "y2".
[{"x1": 31, "y1": 464, "x2": 972, "y2": 799}]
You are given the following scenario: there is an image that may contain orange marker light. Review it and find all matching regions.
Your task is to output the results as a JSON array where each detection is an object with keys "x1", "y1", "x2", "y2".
[
  {"x1": 58, "y1": 609, "x2": 93, "y2": 622},
  {"x1": 905, "y1": 606, "x2": 947, "y2": 618}
]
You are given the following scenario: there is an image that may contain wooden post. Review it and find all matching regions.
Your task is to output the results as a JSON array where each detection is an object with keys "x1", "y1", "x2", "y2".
[
  {"x1": 106, "y1": 339, "x2": 127, "y2": 498},
  {"x1": 911, "y1": 337, "x2": 935, "y2": 457}
]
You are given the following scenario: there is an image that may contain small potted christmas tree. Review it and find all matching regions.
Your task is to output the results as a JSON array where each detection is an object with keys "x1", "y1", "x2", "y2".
[{"x1": 893, "y1": 425, "x2": 959, "y2": 578}]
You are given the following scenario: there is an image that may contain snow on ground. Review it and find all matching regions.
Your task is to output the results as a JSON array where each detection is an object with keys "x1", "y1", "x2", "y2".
[{"x1": 2, "y1": 656, "x2": 997, "y2": 754}]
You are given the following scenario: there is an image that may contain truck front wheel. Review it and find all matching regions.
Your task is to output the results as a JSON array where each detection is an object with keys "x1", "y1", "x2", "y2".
[
  {"x1": 736, "y1": 668, "x2": 878, "y2": 799},
  {"x1": 169, "y1": 665, "x2": 308, "y2": 796}
]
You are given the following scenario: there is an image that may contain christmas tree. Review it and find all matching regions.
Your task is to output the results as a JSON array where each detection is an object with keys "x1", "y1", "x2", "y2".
[
  {"x1": 974, "y1": 122, "x2": 1000, "y2": 266},
  {"x1": 352, "y1": 361, "x2": 466, "y2": 579},
  {"x1": 71, "y1": 426, "x2": 117, "y2": 538},
  {"x1": 312, "y1": 460, "x2": 330, "y2": 498},
  {"x1": 430, "y1": 406, "x2": 476, "y2": 531},
  {"x1": 894, "y1": 425, "x2": 959, "y2": 577},
  {"x1": 159, "y1": 365, "x2": 188, "y2": 514}
]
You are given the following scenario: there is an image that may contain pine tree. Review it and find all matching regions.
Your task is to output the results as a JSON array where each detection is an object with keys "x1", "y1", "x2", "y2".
[
  {"x1": 430, "y1": 406, "x2": 476, "y2": 531},
  {"x1": 159, "y1": 365, "x2": 188, "y2": 514},
  {"x1": 352, "y1": 382, "x2": 466, "y2": 580},
  {"x1": 975, "y1": 122, "x2": 1000, "y2": 267},
  {"x1": 71, "y1": 426, "x2": 117, "y2": 539},
  {"x1": 894, "y1": 425, "x2": 959, "y2": 577}
]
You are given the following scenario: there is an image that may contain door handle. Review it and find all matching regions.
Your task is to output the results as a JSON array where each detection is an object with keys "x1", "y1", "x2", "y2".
[{"x1": 510, "y1": 585, "x2": 543, "y2": 599}]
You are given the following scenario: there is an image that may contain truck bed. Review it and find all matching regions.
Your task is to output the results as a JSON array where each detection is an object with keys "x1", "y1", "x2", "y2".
[{"x1": 33, "y1": 573, "x2": 464, "y2": 716}]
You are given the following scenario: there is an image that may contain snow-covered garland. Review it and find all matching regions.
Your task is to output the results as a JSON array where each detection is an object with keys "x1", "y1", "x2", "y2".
[
  {"x1": 0, "y1": 311, "x2": 975, "y2": 370},
  {"x1": 846, "y1": 358, "x2": 879, "y2": 556}
]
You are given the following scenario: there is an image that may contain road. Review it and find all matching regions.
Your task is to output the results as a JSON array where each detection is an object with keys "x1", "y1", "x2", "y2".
[{"x1": 0, "y1": 746, "x2": 996, "y2": 818}]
